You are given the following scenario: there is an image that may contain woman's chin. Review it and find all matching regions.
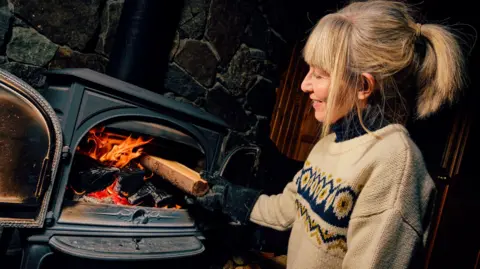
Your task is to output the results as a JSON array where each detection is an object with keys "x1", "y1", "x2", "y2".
[{"x1": 314, "y1": 111, "x2": 325, "y2": 122}]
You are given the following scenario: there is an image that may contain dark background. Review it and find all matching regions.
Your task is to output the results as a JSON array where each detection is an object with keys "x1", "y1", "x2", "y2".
[{"x1": 2, "y1": 0, "x2": 479, "y2": 268}]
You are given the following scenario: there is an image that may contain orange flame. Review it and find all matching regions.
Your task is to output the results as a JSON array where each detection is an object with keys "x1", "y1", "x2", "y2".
[{"x1": 85, "y1": 127, "x2": 153, "y2": 168}]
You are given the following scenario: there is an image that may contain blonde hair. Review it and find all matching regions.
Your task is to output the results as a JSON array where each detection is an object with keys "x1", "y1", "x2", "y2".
[{"x1": 303, "y1": 0, "x2": 466, "y2": 138}]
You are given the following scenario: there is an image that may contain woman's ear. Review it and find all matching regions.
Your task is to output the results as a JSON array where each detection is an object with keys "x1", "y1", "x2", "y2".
[{"x1": 358, "y1": 73, "x2": 375, "y2": 100}]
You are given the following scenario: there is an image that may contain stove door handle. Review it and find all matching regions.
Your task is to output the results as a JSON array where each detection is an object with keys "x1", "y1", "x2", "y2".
[{"x1": 35, "y1": 157, "x2": 51, "y2": 200}]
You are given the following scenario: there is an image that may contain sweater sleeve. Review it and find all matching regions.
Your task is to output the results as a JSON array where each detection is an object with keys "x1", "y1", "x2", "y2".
[
  {"x1": 249, "y1": 179, "x2": 298, "y2": 231},
  {"x1": 342, "y1": 138, "x2": 435, "y2": 269}
]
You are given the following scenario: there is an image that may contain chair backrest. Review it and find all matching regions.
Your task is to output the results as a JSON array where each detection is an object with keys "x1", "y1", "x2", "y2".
[{"x1": 423, "y1": 170, "x2": 452, "y2": 269}]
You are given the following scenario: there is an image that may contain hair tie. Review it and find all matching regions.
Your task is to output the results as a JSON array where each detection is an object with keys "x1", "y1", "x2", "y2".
[{"x1": 415, "y1": 23, "x2": 422, "y2": 37}]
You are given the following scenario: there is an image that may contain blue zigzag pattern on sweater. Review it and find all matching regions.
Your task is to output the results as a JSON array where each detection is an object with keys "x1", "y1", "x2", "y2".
[
  {"x1": 295, "y1": 162, "x2": 360, "y2": 229},
  {"x1": 295, "y1": 199, "x2": 347, "y2": 253}
]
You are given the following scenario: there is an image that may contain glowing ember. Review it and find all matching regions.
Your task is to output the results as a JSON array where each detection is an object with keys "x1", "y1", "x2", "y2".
[{"x1": 86, "y1": 177, "x2": 130, "y2": 205}]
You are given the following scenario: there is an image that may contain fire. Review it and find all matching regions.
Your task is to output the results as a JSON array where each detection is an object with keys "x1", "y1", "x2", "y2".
[
  {"x1": 86, "y1": 127, "x2": 153, "y2": 168},
  {"x1": 73, "y1": 127, "x2": 182, "y2": 209}
]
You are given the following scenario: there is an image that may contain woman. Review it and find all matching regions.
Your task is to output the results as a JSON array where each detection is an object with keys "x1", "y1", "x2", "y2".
[{"x1": 195, "y1": 1, "x2": 467, "y2": 268}]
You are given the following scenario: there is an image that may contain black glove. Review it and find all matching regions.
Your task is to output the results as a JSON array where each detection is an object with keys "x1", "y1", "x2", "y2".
[{"x1": 194, "y1": 172, "x2": 262, "y2": 225}]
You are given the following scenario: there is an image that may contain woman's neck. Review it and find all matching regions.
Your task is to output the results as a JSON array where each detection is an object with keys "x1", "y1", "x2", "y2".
[{"x1": 331, "y1": 105, "x2": 389, "y2": 142}]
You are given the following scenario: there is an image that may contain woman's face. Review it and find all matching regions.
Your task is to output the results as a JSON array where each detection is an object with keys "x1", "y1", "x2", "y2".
[{"x1": 301, "y1": 66, "x2": 332, "y2": 122}]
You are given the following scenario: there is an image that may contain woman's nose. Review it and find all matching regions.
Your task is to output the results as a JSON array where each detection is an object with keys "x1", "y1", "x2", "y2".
[{"x1": 301, "y1": 75, "x2": 311, "y2": 93}]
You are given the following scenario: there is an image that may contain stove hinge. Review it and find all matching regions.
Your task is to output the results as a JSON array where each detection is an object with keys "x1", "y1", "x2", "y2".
[
  {"x1": 45, "y1": 211, "x2": 55, "y2": 227},
  {"x1": 61, "y1": 146, "x2": 71, "y2": 162}
]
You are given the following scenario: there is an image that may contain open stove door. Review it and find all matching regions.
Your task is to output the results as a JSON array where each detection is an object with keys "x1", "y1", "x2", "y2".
[{"x1": 0, "y1": 69, "x2": 62, "y2": 228}]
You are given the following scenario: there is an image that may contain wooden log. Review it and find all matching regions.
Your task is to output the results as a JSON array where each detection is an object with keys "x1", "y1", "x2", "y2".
[{"x1": 139, "y1": 155, "x2": 209, "y2": 196}]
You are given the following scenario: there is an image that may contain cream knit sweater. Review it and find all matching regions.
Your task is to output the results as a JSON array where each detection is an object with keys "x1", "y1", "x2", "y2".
[{"x1": 250, "y1": 124, "x2": 436, "y2": 269}]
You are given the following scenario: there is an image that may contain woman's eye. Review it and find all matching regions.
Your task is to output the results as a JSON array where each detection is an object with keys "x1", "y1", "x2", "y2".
[{"x1": 313, "y1": 73, "x2": 322, "y2": 79}]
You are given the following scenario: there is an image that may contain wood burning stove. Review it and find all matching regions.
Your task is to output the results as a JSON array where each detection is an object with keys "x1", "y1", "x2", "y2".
[
  {"x1": 0, "y1": 67, "x2": 262, "y2": 269},
  {"x1": 0, "y1": 0, "x2": 269, "y2": 267}
]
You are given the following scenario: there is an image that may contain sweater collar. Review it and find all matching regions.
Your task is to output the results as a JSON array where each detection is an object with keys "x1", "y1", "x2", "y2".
[{"x1": 331, "y1": 105, "x2": 389, "y2": 143}]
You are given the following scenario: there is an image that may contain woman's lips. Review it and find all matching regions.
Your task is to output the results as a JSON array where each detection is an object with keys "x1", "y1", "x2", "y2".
[{"x1": 312, "y1": 99, "x2": 323, "y2": 109}]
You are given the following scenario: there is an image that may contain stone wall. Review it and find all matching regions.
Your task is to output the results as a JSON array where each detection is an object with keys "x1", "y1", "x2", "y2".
[
  {"x1": 166, "y1": 0, "x2": 298, "y2": 143},
  {"x1": 0, "y1": 0, "x2": 110, "y2": 87},
  {"x1": 0, "y1": 0, "x2": 301, "y2": 144}
]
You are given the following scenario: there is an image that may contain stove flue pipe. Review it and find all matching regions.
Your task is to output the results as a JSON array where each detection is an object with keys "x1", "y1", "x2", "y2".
[{"x1": 106, "y1": 0, "x2": 184, "y2": 92}]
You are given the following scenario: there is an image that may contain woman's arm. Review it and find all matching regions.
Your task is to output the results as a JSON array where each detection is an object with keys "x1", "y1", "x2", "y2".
[
  {"x1": 343, "y1": 143, "x2": 436, "y2": 269},
  {"x1": 250, "y1": 179, "x2": 299, "y2": 231},
  {"x1": 195, "y1": 170, "x2": 300, "y2": 228}
]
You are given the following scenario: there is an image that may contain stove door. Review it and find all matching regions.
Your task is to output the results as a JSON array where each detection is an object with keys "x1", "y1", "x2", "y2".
[{"x1": 0, "y1": 69, "x2": 62, "y2": 228}]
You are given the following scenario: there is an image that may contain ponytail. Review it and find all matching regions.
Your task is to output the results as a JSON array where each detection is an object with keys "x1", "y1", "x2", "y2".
[{"x1": 415, "y1": 24, "x2": 466, "y2": 118}]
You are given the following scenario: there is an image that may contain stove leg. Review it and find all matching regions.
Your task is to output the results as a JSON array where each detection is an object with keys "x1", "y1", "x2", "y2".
[
  {"x1": 0, "y1": 228, "x2": 14, "y2": 257},
  {"x1": 20, "y1": 244, "x2": 53, "y2": 269}
]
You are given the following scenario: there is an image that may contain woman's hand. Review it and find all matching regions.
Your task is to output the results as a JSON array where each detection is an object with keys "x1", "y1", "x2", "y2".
[{"x1": 193, "y1": 171, "x2": 262, "y2": 225}]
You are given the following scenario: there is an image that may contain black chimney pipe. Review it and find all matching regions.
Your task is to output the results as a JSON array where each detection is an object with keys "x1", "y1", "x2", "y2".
[{"x1": 106, "y1": 0, "x2": 184, "y2": 92}]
